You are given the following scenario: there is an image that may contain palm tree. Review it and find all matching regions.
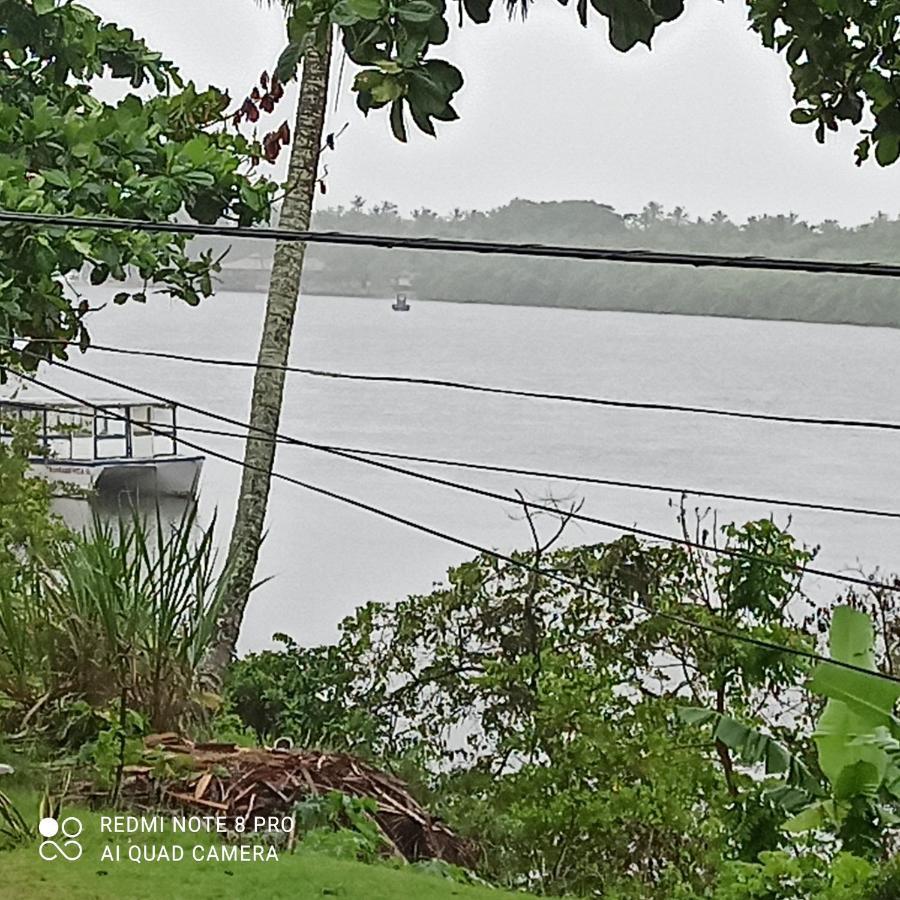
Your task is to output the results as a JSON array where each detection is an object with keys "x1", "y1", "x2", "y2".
[{"x1": 204, "y1": 3, "x2": 333, "y2": 681}]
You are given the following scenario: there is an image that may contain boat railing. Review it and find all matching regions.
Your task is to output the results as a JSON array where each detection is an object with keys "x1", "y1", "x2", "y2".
[{"x1": 0, "y1": 401, "x2": 180, "y2": 462}]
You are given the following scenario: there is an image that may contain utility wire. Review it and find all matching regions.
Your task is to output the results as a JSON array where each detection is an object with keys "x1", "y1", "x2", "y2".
[
  {"x1": 12, "y1": 366, "x2": 900, "y2": 689},
  {"x1": 11, "y1": 397, "x2": 900, "y2": 522},
  {"x1": 19, "y1": 355, "x2": 900, "y2": 595},
  {"x1": 2, "y1": 209, "x2": 900, "y2": 278},
  {"x1": 164, "y1": 427, "x2": 900, "y2": 523},
  {"x1": 11, "y1": 337, "x2": 900, "y2": 434}
]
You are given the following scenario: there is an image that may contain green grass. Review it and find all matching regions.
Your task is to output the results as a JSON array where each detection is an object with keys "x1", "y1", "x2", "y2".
[{"x1": 0, "y1": 806, "x2": 532, "y2": 900}]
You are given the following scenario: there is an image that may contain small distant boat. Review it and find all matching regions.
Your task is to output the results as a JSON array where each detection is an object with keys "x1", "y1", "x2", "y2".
[
  {"x1": 0, "y1": 398, "x2": 203, "y2": 497},
  {"x1": 392, "y1": 293, "x2": 410, "y2": 312}
]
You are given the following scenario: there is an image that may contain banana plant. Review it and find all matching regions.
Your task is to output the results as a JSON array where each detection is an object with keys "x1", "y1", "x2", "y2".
[
  {"x1": 783, "y1": 606, "x2": 900, "y2": 857},
  {"x1": 677, "y1": 706, "x2": 821, "y2": 812}
]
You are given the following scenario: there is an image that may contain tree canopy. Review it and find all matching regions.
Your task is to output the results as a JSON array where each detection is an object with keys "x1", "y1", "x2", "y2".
[
  {"x1": 268, "y1": 0, "x2": 900, "y2": 166},
  {"x1": 0, "y1": 0, "x2": 273, "y2": 370}
]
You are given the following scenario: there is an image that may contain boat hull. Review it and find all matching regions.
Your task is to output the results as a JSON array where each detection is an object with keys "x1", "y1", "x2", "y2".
[{"x1": 32, "y1": 455, "x2": 203, "y2": 498}]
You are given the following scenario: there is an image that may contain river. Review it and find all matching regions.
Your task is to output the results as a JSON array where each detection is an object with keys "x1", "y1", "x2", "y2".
[{"x1": 25, "y1": 288, "x2": 900, "y2": 652}]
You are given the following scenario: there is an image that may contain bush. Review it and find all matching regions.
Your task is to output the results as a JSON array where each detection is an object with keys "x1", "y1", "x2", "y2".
[
  {"x1": 714, "y1": 851, "x2": 877, "y2": 900},
  {"x1": 1, "y1": 505, "x2": 228, "y2": 738},
  {"x1": 224, "y1": 634, "x2": 382, "y2": 752}
]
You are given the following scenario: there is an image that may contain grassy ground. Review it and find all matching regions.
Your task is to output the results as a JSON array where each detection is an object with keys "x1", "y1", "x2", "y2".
[{"x1": 0, "y1": 805, "x2": 530, "y2": 900}]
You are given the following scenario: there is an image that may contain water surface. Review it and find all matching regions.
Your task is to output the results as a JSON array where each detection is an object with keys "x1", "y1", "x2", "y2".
[{"x1": 27, "y1": 289, "x2": 900, "y2": 651}]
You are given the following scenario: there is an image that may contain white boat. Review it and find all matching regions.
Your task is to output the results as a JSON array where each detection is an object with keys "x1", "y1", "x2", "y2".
[{"x1": 0, "y1": 398, "x2": 203, "y2": 498}]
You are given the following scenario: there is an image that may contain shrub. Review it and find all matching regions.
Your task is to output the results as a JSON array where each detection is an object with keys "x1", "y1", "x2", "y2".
[{"x1": 1, "y1": 505, "x2": 227, "y2": 737}]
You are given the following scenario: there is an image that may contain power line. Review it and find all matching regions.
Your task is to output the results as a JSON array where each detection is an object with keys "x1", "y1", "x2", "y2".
[
  {"x1": 12, "y1": 366, "x2": 900, "y2": 689},
  {"x1": 10, "y1": 398, "x2": 900, "y2": 522},
  {"x1": 20, "y1": 356, "x2": 900, "y2": 595},
  {"x1": 174, "y1": 428, "x2": 900, "y2": 523},
  {"x1": 2, "y1": 208, "x2": 900, "y2": 279},
  {"x1": 13, "y1": 337, "x2": 900, "y2": 434}
]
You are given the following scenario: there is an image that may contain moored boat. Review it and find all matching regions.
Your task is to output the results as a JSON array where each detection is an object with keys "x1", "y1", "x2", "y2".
[{"x1": 0, "y1": 398, "x2": 202, "y2": 497}]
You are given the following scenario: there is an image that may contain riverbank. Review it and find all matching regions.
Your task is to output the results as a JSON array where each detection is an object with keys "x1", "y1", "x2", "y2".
[{"x1": 281, "y1": 285, "x2": 900, "y2": 331}]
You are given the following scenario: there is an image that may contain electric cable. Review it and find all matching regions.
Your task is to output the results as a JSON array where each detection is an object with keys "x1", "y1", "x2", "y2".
[
  {"x1": 10, "y1": 336, "x2": 900, "y2": 434},
  {"x1": 10, "y1": 396, "x2": 900, "y2": 521},
  {"x1": 1, "y1": 208, "x2": 900, "y2": 278},
  {"x1": 17, "y1": 355, "x2": 900, "y2": 596},
  {"x1": 12, "y1": 366, "x2": 900, "y2": 689}
]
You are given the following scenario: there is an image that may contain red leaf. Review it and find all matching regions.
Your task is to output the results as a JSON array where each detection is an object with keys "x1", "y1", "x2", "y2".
[
  {"x1": 241, "y1": 98, "x2": 260, "y2": 123},
  {"x1": 263, "y1": 132, "x2": 281, "y2": 162}
]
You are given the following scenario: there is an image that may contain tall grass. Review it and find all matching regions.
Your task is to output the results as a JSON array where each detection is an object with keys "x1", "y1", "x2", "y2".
[{"x1": 0, "y1": 505, "x2": 228, "y2": 735}]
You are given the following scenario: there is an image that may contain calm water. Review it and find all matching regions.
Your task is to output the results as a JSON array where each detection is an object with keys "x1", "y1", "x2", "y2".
[{"x1": 26, "y1": 289, "x2": 900, "y2": 651}]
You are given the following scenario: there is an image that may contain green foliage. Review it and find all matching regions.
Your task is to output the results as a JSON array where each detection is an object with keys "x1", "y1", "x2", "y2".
[
  {"x1": 784, "y1": 606, "x2": 900, "y2": 858},
  {"x1": 0, "y1": 0, "x2": 273, "y2": 369},
  {"x1": 294, "y1": 791, "x2": 388, "y2": 862},
  {"x1": 0, "y1": 780, "x2": 67, "y2": 852},
  {"x1": 205, "y1": 711, "x2": 257, "y2": 747},
  {"x1": 436, "y1": 671, "x2": 724, "y2": 898},
  {"x1": 231, "y1": 517, "x2": 821, "y2": 896},
  {"x1": 714, "y1": 851, "x2": 877, "y2": 900},
  {"x1": 0, "y1": 416, "x2": 72, "y2": 722},
  {"x1": 224, "y1": 633, "x2": 381, "y2": 751},
  {"x1": 271, "y1": 0, "x2": 685, "y2": 141},
  {"x1": 75, "y1": 705, "x2": 148, "y2": 789},
  {"x1": 275, "y1": 0, "x2": 681, "y2": 139},
  {"x1": 747, "y1": 0, "x2": 900, "y2": 166},
  {"x1": 267, "y1": 0, "x2": 900, "y2": 161},
  {"x1": 0, "y1": 788, "x2": 33, "y2": 850},
  {"x1": 0, "y1": 505, "x2": 229, "y2": 736},
  {"x1": 677, "y1": 706, "x2": 820, "y2": 800},
  {"x1": 0, "y1": 415, "x2": 70, "y2": 587}
]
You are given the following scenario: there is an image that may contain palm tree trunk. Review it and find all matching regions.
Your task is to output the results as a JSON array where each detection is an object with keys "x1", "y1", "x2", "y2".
[{"x1": 204, "y1": 35, "x2": 332, "y2": 682}]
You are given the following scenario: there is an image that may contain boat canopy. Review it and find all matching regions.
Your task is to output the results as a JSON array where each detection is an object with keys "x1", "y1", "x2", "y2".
[{"x1": 0, "y1": 398, "x2": 180, "y2": 462}]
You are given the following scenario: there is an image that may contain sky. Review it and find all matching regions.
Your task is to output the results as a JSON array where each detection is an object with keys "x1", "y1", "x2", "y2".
[{"x1": 90, "y1": 0, "x2": 900, "y2": 225}]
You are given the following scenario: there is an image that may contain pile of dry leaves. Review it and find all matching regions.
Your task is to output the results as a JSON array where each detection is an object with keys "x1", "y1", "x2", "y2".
[{"x1": 108, "y1": 734, "x2": 474, "y2": 866}]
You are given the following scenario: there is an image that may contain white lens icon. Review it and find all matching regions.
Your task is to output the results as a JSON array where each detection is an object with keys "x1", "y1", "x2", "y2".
[{"x1": 38, "y1": 817, "x2": 59, "y2": 838}]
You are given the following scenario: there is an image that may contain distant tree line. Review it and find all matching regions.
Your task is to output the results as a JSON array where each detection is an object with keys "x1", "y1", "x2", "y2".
[{"x1": 210, "y1": 199, "x2": 900, "y2": 327}]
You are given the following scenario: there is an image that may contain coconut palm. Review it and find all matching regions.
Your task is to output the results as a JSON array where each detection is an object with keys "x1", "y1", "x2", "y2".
[{"x1": 206, "y1": 3, "x2": 333, "y2": 680}]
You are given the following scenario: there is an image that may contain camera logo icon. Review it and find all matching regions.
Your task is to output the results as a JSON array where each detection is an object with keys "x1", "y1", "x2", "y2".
[{"x1": 38, "y1": 816, "x2": 83, "y2": 862}]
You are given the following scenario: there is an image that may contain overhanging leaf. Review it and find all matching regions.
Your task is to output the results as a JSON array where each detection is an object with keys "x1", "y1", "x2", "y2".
[
  {"x1": 348, "y1": 0, "x2": 383, "y2": 19},
  {"x1": 808, "y1": 606, "x2": 900, "y2": 732},
  {"x1": 875, "y1": 136, "x2": 900, "y2": 167},
  {"x1": 462, "y1": 0, "x2": 492, "y2": 23},
  {"x1": 389, "y1": 99, "x2": 408, "y2": 142},
  {"x1": 398, "y1": 0, "x2": 439, "y2": 24},
  {"x1": 649, "y1": 0, "x2": 682, "y2": 21},
  {"x1": 275, "y1": 42, "x2": 304, "y2": 84}
]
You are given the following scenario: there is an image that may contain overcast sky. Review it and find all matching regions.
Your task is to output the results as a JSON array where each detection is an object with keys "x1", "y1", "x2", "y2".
[{"x1": 90, "y1": 0, "x2": 900, "y2": 225}]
